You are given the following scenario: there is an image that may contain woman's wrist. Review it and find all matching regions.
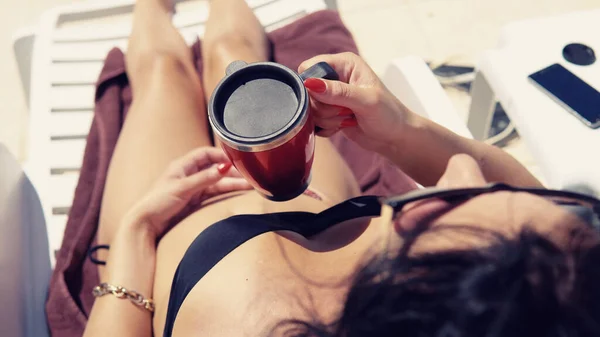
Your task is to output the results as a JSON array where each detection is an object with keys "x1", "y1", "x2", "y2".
[
  {"x1": 379, "y1": 100, "x2": 426, "y2": 159},
  {"x1": 104, "y1": 220, "x2": 157, "y2": 296},
  {"x1": 113, "y1": 220, "x2": 157, "y2": 252},
  {"x1": 120, "y1": 208, "x2": 158, "y2": 239}
]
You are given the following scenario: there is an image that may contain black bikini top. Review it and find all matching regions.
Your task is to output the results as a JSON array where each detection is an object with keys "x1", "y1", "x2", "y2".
[{"x1": 163, "y1": 195, "x2": 382, "y2": 337}]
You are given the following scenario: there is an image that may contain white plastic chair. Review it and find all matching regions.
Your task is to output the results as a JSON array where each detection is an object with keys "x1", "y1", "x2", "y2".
[
  {"x1": 8, "y1": 0, "x2": 467, "y2": 336},
  {"x1": 466, "y1": 9, "x2": 600, "y2": 194},
  {"x1": 14, "y1": 0, "x2": 332, "y2": 268},
  {"x1": 382, "y1": 56, "x2": 472, "y2": 139},
  {"x1": 467, "y1": 9, "x2": 600, "y2": 141}
]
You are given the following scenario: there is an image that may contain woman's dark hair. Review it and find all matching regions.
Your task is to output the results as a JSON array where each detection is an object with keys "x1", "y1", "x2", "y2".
[{"x1": 275, "y1": 225, "x2": 600, "y2": 337}]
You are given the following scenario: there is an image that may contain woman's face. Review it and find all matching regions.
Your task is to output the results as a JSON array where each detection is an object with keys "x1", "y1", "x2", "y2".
[{"x1": 394, "y1": 154, "x2": 598, "y2": 252}]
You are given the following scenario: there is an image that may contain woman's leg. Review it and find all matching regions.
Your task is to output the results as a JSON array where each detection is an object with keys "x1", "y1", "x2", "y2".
[
  {"x1": 202, "y1": 0, "x2": 360, "y2": 202},
  {"x1": 202, "y1": 0, "x2": 270, "y2": 96},
  {"x1": 98, "y1": 0, "x2": 213, "y2": 259},
  {"x1": 173, "y1": 1, "x2": 356, "y2": 209}
]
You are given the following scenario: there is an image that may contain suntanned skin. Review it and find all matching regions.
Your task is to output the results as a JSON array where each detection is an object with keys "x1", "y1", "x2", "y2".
[{"x1": 82, "y1": 1, "x2": 583, "y2": 337}]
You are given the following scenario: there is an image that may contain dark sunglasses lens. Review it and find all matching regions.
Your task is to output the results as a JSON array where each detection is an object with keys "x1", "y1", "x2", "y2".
[
  {"x1": 389, "y1": 192, "x2": 600, "y2": 231},
  {"x1": 547, "y1": 195, "x2": 593, "y2": 206},
  {"x1": 547, "y1": 196, "x2": 600, "y2": 230}
]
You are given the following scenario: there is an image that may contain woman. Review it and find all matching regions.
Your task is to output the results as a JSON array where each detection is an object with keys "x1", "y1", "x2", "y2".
[{"x1": 83, "y1": 0, "x2": 600, "y2": 336}]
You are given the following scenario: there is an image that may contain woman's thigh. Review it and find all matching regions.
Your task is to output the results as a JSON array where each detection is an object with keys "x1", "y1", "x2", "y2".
[{"x1": 98, "y1": 56, "x2": 212, "y2": 253}]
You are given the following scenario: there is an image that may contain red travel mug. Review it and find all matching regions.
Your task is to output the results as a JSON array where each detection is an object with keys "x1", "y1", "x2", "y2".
[{"x1": 208, "y1": 60, "x2": 338, "y2": 201}]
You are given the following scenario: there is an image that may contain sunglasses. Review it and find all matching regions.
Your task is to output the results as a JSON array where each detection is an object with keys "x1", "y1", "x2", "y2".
[{"x1": 379, "y1": 183, "x2": 600, "y2": 231}]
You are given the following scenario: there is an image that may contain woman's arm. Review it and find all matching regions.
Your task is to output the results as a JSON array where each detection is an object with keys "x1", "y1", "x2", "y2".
[
  {"x1": 84, "y1": 220, "x2": 156, "y2": 337},
  {"x1": 382, "y1": 109, "x2": 543, "y2": 187},
  {"x1": 84, "y1": 147, "x2": 251, "y2": 337},
  {"x1": 299, "y1": 52, "x2": 542, "y2": 188}
]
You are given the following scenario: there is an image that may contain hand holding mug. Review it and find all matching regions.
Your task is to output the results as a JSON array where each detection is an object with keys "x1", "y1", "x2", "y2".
[
  {"x1": 209, "y1": 60, "x2": 338, "y2": 201},
  {"x1": 299, "y1": 52, "x2": 412, "y2": 155}
]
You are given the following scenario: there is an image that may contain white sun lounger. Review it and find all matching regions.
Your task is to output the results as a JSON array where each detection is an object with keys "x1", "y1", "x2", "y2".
[
  {"x1": 14, "y1": 0, "x2": 333, "y2": 268},
  {"x1": 6, "y1": 0, "x2": 467, "y2": 335}
]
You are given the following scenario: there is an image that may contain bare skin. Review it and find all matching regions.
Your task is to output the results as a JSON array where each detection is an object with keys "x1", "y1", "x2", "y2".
[
  {"x1": 83, "y1": 1, "x2": 597, "y2": 337},
  {"x1": 93, "y1": 0, "x2": 360, "y2": 336},
  {"x1": 156, "y1": 156, "x2": 594, "y2": 337}
]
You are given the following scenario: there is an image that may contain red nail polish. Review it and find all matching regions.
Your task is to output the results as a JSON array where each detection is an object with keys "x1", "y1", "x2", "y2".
[
  {"x1": 337, "y1": 108, "x2": 354, "y2": 117},
  {"x1": 217, "y1": 162, "x2": 232, "y2": 174},
  {"x1": 340, "y1": 118, "x2": 358, "y2": 128},
  {"x1": 304, "y1": 78, "x2": 327, "y2": 93}
]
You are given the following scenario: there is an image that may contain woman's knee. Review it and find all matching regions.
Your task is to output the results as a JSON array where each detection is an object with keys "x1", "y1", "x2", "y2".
[
  {"x1": 128, "y1": 53, "x2": 200, "y2": 95},
  {"x1": 203, "y1": 33, "x2": 267, "y2": 68}
]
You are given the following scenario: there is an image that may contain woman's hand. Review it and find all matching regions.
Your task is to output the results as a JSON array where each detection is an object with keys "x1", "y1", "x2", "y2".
[
  {"x1": 124, "y1": 147, "x2": 252, "y2": 239},
  {"x1": 299, "y1": 52, "x2": 413, "y2": 154}
]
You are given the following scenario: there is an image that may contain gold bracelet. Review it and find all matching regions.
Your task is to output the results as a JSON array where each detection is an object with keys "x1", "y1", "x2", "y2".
[{"x1": 92, "y1": 282, "x2": 155, "y2": 313}]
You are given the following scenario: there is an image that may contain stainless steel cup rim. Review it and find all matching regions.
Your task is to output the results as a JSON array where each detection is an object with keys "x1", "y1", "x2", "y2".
[{"x1": 208, "y1": 62, "x2": 309, "y2": 153}]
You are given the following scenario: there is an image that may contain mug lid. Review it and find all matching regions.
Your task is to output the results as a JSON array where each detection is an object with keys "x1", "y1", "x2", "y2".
[{"x1": 209, "y1": 61, "x2": 308, "y2": 151}]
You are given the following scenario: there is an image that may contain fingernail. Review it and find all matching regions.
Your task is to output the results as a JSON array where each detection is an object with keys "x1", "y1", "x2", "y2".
[
  {"x1": 217, "y1": 162, "x2": 233, "y2": 174},
  {"x1": 337, "y1": 108, "x2": 354, "y2": 117},
  {"x1": 340, "y1": 118, "x2": 358, "y2": 128},
  {"x1": 304, "y1": 78, "x2": 327, "y2": 93}
]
